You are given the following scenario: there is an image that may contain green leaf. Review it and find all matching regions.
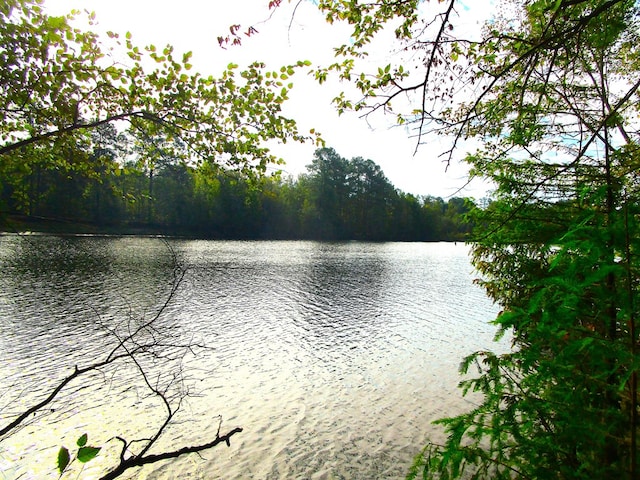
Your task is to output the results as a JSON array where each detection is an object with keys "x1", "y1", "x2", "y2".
[
  {"x1": 76, "y1": 433, "x2": 88, "y2": 447},
  {"x1": 57, "y1": 447, "x2": 70, "y2": 474},
  {"x1": 77, "y1": 446, "x2": 101, "y2": 463},
  {"x1": 46, "y1": 16, "x2": 66, "y2": 30}
]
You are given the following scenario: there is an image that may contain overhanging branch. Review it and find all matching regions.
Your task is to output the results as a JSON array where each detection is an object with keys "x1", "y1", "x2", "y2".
[{"x1": 0, "y1": 110, "x2": 164, "y2": 156}]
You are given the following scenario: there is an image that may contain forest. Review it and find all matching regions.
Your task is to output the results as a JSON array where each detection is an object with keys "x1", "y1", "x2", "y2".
[{"x1": 0, "y1": 140, "x2": 474, "y2": 241}]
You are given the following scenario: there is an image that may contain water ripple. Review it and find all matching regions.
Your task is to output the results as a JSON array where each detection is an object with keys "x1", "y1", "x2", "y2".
[{"x1": 0, "y1": 238, "x2": 506, "y2": 479}]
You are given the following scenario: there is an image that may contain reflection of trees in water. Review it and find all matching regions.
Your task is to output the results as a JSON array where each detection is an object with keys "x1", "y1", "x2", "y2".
[
  {"x1": 0, "y1": 235, "x2": 182, "y2": 404},
  {"x1": 2, "y1": 235, "x2": 178, "y2": 325}
]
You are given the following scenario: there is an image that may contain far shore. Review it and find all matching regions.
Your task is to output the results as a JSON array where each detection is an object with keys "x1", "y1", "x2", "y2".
[
  {"x1": 1, "y1": 214, "x2": 459, "y2": 242},
  {"x1": 0, "y1": 215, "x2": 203, "y2": 238}
]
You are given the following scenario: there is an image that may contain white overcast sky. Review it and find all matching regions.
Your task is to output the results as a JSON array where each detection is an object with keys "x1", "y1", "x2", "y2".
[{"x1": 44, "y1": 0, "x2": 494, "y2": 199}]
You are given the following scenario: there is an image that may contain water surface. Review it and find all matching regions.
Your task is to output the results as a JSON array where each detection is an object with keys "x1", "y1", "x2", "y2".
[{"x1": 0, "y1": 237, "x2": 506, "y2": 479}]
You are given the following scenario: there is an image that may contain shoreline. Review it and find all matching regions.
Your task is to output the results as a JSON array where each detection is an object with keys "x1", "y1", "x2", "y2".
[{"x1": 1, "y1": 215, "x2": 460, "y2": 242}]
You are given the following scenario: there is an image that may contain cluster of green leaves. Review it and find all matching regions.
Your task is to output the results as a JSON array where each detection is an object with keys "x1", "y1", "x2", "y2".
[
  {"x1": 0, "y1": 0, "x2": 320, "y2": 194},
  {"x1": 57, "y1": 433, "x2": 101, "y2": 477},
  {"x1": 412, "y1": 191, "x2": 640, "y2": 479},
  {"x1": 312, "y1": 0, "x2": 420, "y2": 114},
  {"x1": 318, "y1": 0, "x2": 419, "y2": 44}
]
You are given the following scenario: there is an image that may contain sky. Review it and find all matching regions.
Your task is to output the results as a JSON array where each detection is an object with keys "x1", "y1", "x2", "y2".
[{"x1": 44, "y1": 0, "x2": 494, "y2": 199}]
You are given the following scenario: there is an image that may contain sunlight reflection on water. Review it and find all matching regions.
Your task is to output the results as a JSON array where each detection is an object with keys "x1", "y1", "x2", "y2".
[{"x1": 0, "y1": 237, "x2": 506, "y2": 479}]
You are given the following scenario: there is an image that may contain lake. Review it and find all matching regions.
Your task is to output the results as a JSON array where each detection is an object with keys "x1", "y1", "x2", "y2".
[{"x1": 0, "y1": 236, "x2": 506, "y2": 479}]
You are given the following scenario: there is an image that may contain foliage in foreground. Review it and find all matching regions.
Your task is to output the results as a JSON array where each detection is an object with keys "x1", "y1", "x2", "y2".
[
  {"x1": 57, "y1": 433, "x2": 101, "y2": 477},
  {"x1": 0, "y1": 0, "x2": 319, "y2": 207},
  {"x1": 400, "y1": 0, "x2": 639, "y2": 478}
]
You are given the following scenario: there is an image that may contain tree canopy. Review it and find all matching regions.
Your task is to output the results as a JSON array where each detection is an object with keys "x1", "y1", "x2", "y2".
[{"x1": 0, "y1": 0, "x2": 321, "y2": 187}]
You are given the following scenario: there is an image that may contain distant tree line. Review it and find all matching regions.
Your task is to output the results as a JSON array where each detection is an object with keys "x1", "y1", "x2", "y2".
[{"x1": 1, "y1": 135, "x2": 474, "y2": 241}]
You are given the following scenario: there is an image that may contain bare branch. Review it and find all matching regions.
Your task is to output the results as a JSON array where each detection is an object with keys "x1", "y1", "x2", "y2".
[
  {"x1": 1, "y1": 240, "x2": 242, "y2": 479},
  {"x1": 99, "y1": 427, "x2": 243, "y2": 480}
]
